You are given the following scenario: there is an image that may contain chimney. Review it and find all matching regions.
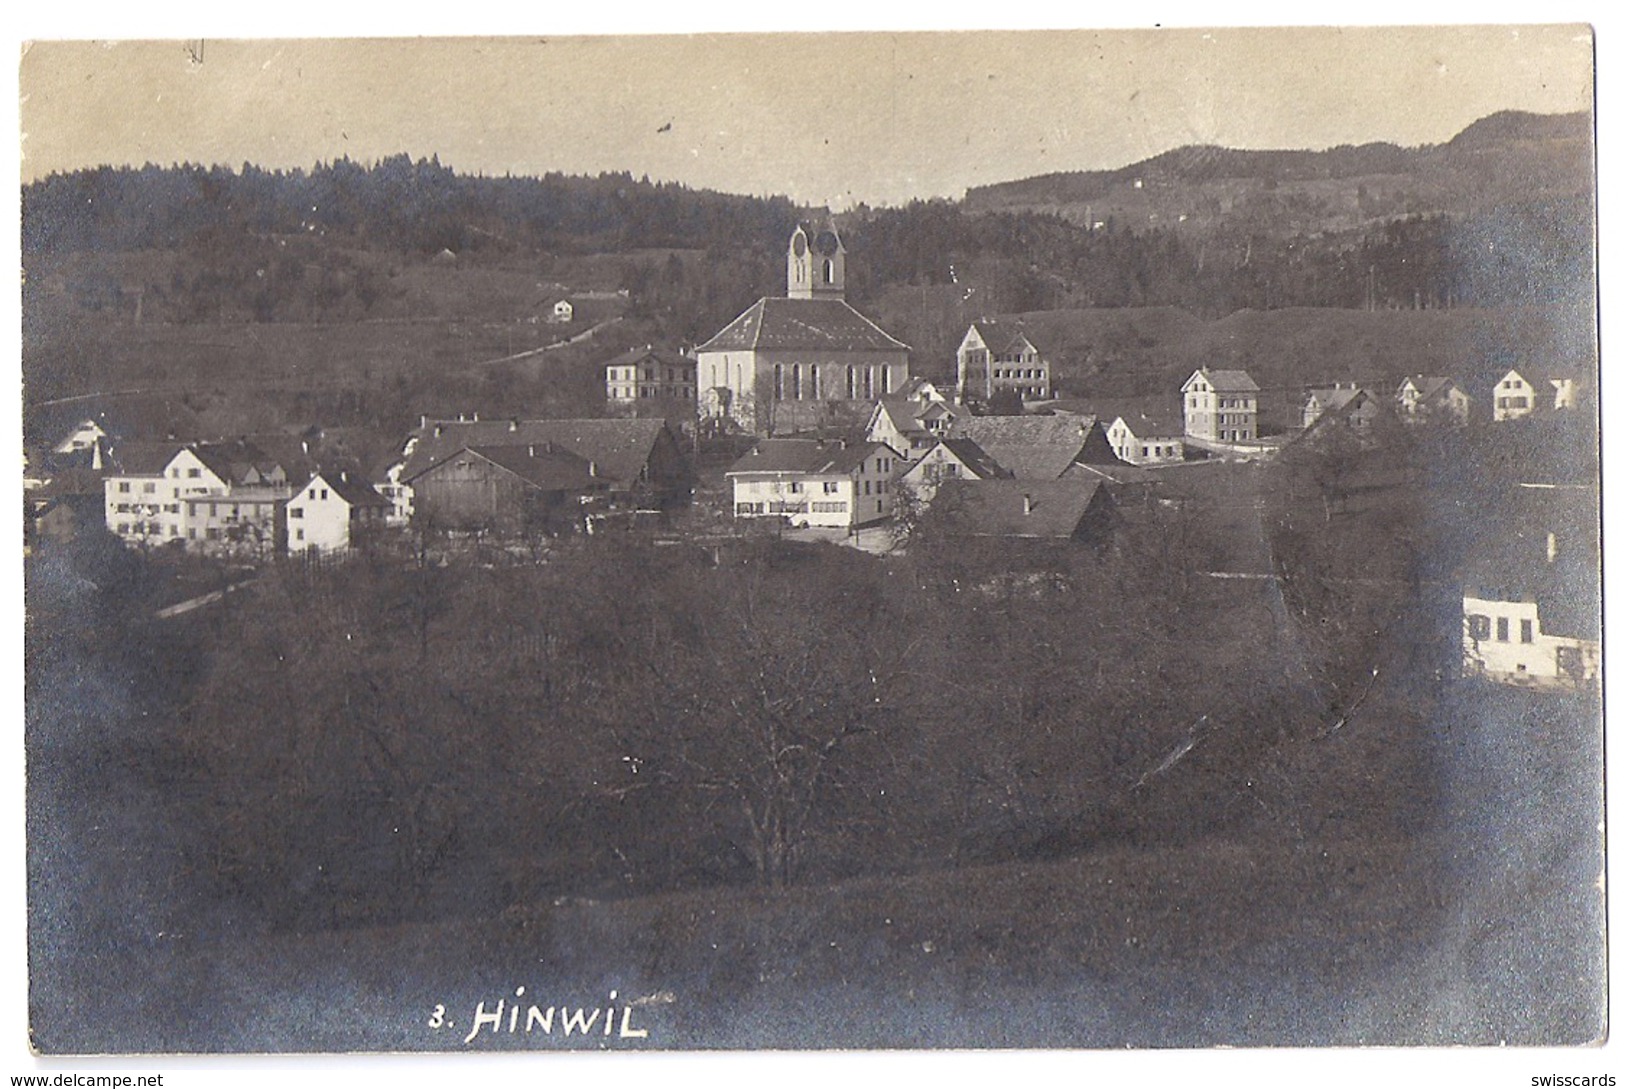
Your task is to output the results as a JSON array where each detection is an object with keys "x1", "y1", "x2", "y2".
[
  {"x1": 1023, "y1": 493, "x2": 1034, "y2": 516},
  {"x1": 434, "y1": 425, "x2": 444, "y2": 438},
  {"x1": 1548, "y1": 532, "x2": 1559, "y2": 564},
  {"x1": 589, "y1": 461, "x2": 598, "y2": 477},
  {"x1": 420, "y1": 415, "x2": 428, "y2": 429},
  {"x1": 528, "y1": 445, "x2": 536, "y2": 458},
  {"x1": 340, "y1": 470, "x2": 348, "y2": 483},
  {"x1": 509, "y1": 419, "x2": 519, "y2": 432}
]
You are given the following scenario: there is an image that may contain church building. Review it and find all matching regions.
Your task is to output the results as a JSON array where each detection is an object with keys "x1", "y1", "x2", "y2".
[{"x1": 696, "y1": 224, "x2": 911, "y2": 435}]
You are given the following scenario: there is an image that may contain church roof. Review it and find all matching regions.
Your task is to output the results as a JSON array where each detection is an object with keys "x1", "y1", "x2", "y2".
[{"x1": 696, "y1": 297, "x2": 910, "y2": 354}]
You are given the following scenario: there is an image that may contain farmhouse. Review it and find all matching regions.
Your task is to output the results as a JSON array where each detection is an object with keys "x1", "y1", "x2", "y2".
[
  {"x1": 1100, "y1": 402, "x2": 1186, "y2": 465},
  {"x1": 385, "y1": 416, "x2": 694, "y2": 524},
  {"x1": 1395, "y1": 376, "x2": 1471, "y2": 427},
  {"x1": 726, "y1": 439, "x2": 905, "y2": 529},
  {"x1": 1301, "y1": 385, "x2": 1365, "y2": 430},
  {"x1": 695, "y1": 224, "x2": 911, "y2": 434},
  {"x1": 945, "y1": 414, "x2": 1118, "y2": 481},
  {"x1": 926, "y1": 478, "x2": 1112, "y2": 543},
  {"x1": 287, "y1": 471, "x2": 393, "y2": 553},
  {"x1": 405, "y1": 445, "x2": 610, "y2": 536}
]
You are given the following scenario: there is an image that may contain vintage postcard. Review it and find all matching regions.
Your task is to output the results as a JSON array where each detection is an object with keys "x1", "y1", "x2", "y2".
[{"x1": 15, "y1": 20, "x2": 1604, "y2": 1072}]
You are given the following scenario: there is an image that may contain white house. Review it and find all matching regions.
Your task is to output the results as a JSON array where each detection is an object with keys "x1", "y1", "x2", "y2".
[
  {"x1": 896, "y1": 438, "x2": 1010, "y2": 504},
  {"x1": 287, "y1": 471, "x2": 392, "y2": 553},
  {"x1": 53, "y1": 418, "x2": 109, "y2": 455},
  {"x1": 726, "y1": 439, "x2": 904, "y2": 529},
  {"x1": 865, "y1": 396, "x2": 959, "y2": 459},
  {"x1": 550, "y1": 299, "x2": 575, "y2": 324},
  {"x1": 1103, "y1": 404, "x2": 1186, "y2": 465},
  {"x1": 1301, "y1": 385, "x2": 1364, "y2": 430},
  {"x1": 1492, "y1": 368, "x2": 1580, "y2": 422},
  {"x1": 1182, "y1": 369, "x2": 1259, "y2": 442},
  {"x1": 1395, "y1": 376, "x2": 1471, "y2": 427}
]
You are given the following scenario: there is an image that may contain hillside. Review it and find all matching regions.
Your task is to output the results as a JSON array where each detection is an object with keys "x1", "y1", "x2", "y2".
[{"x1": 963, "y1": 110, "x2": 1592, "y2": 240}]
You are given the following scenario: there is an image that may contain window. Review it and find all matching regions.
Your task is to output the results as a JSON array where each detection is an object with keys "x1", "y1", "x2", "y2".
[
  {"x1": 1496, "y1": 617, "x2": 1510, "y2": 642},
  {"x1": 188, "y1": 468, "x2": 201, "y2": 479},
  {"x1": 823, "y1": 481, "x2": 839, "y2": 494},
  {"x1": 320, "y1": 489, "x2": 329, "y2": 500},
  {"x1": 788, "y1": 482, "x2": 803, "y2": 494},
  {"x1": 1520, "y1": 619, "x2": 1534, "y2": 644},
  {"x1": 290, "y1": 507, "x2": 304, "y2": 519},
  {"x1": 142, "y1": 482, "x2": 156, "y2": 494},
  {"x1": 296, "y1": 529, "x2": 304, "y2": 541},
  {"x1": 118, "y1": 482, "x2": 131, "y2": 493}
]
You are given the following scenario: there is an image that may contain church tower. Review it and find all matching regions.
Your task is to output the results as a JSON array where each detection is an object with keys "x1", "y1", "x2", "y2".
[{"x1": 786, "y1": 223, "x2": 845, "y2": 300}]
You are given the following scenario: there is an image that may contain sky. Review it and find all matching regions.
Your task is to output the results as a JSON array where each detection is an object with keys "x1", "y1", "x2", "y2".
[{"x1": 17, "y1": 23, "x2": 1595, "y2": 209}]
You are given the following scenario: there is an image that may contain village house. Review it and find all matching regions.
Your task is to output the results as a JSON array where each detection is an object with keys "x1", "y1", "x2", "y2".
[
  {"x1": 1301, "y1": 385, "x2": 1366, "y2": 430},
  {"x1": 955, "y1": 320, "x2": 1052, "y2": 404},
  {"x1": 1460, "y1": 486, "x2": 1598, "y2": 688},
  {"x1": 102, "y1": 438, "x2": 315, "y2": 556},
  {"x1": 726, "y1": 439, "x2": 905, "y2": 529},
  {"x1": 605, "y1": 345, "x2": 698, "y2": 409},
  {"x1": 695, "y1": 224, "x2": 911, "y2": 435},
  {"x1": 895, "y1": 437, "x2": 1011, "y2": 504},
  {"x1": 1491, "y1": 367, "x2": 1581, "y2": 422},
  {"x1": 944, "y1": 414, "x2": 1119, "y2": 481},
  {"x1": 1395, "y1": 376, "x2": 1472, "y2": 427},
  {"x1": 286, "y1": 470, "x2": 393, "y2": 553},
  {"x1": 1100, "y1": 402, "x2": 1187, "y2": 465},
  {"x1": 549, "y1": 299, "x2": 574, "y2": 324},
  {"x1": 1299, "y1": 387, "x2": 1391, "y2": 440},
  {"x1": 1182, "y1": 368, "x2": 1259, "y2": 443},
  {"x1": 404, "y1": 445, "x2": 611, "y2": 537},
  {"x1": 925, "y1": 478, "x2": 1112, "y2": 544},
  {"x1": 864, "y1": 394, "x2": 960, "y2": 459},
  {"x1": 383, "y1": 416, "x2": 694, "y2": 525}
]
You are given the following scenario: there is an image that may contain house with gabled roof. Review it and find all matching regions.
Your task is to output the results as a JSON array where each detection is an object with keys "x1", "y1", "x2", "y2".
[
  {"x1": 1299, "y1": 387, "x2": 1392, "y2": 442},
  {"x1": 286, "y1": 470, "x2": 393, "y2": 553},
  {"x1": 956, "y1": 319, "x2": 1052, "y2": 404},
  {"x1": 695, "y1": 224, "x2": 911, "y2": 434},
  {"x1": 925, "y1": 478, "x2": 1112, "y2": 544},
  {"x1": 605, "y1": 344, "x2": 698, "y2": 411},
  {"x1": 725, "y1": 439, "x2": 905, "y2": 529},
  {"x1": 944, "y1": 414, "x2": 1117, "y2": 481},
  {"x1": 1098, "y1": 401, "x2": 1186, "y2": 465},
  {"x1": 865, "y1": 395, "x2": 960, "y2": 458},
  {"x1": 896, "y1": 437, "x2": 1012, "y2": 504},
  {"x1": 1492, "y1": 367, "x2": 1581, "y2": 422},
  {"x1": 1395, "y1": 376, "x2": 1471, "y2": 427},
  {"x1": 1301, "y1": 385, "x2": 1365, "y2": 430},
  {"x1": 1182, "y1": 368, "x2": 1259, "y2": 442},
  {"x1": 1461, "y1": 488, "x2": 1598, "y2": 688},
  {"x1": 384, "y1": 416, "x2": 694, "y2": 525},
  {"x1": 403, "y1": 444, "x2": 610, "y2": 537}
]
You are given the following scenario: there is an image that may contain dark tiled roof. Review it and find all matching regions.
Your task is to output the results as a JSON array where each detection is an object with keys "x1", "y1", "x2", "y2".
[
  {"x1": 1306, "y1": 387, "x2": 1364, "y2": 413},
  {"x1": 697, "y1": 297, "x2": 909, "y2": 353},
  {"x1": 1094, "y1": 399, "x2": 1185, "y2": 438},
  {"x1": 964, "y1": 318, "x2": 1040, "y2": 355},
  {"x1": 1399, "y1": 376, "x2": 1459, "y2": 400},
  {"x1": 932, "y1": 439, "x2": 1012, "y2": 480},
  {"x1": 104, "y1": 440, "x2": 186, "y2": 476},
  {"x1": 401, "y1": 419, "x2": 672, "y2": 487},
  {"x1": 932, "y1": 479, "x2": 1106, "y2": 539},
  {"x1": 945, "y1": 415, "x2": 1096, "y2": 481},
  {"x1": 727, "y1": 439, "x2": 898, "y2": 477},
  {"x1": 603, "y1": 344, "x2": 695, "y2": 371},
  {"x1": 1186, "y1": 368, "x2": 1260, "y2": 392},
  {"x1": 309, "y1": 471, "x2": 393, "y2": 508}
]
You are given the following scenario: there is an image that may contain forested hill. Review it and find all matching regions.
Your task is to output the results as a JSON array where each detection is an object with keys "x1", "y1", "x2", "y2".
[
  {"x1": 963, "y1": 110, "x2": 1591, "y2": 237},
  {"x1": 22, "y1": 109, "x2": 1595, "y2": 324},
  {"x1": 22, "y1": 156, "x2": 807, "y2": 259}
]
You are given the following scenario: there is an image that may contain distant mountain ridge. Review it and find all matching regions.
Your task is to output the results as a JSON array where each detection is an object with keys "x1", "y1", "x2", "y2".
[{"x1": 963, "y1": 110, "x2": 1591, "y2": 234}]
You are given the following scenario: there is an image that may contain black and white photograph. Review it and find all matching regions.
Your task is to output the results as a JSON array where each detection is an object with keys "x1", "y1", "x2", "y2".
[{"x1": 11, "y1": 8, "x2": 1609, "y2": 1079}]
